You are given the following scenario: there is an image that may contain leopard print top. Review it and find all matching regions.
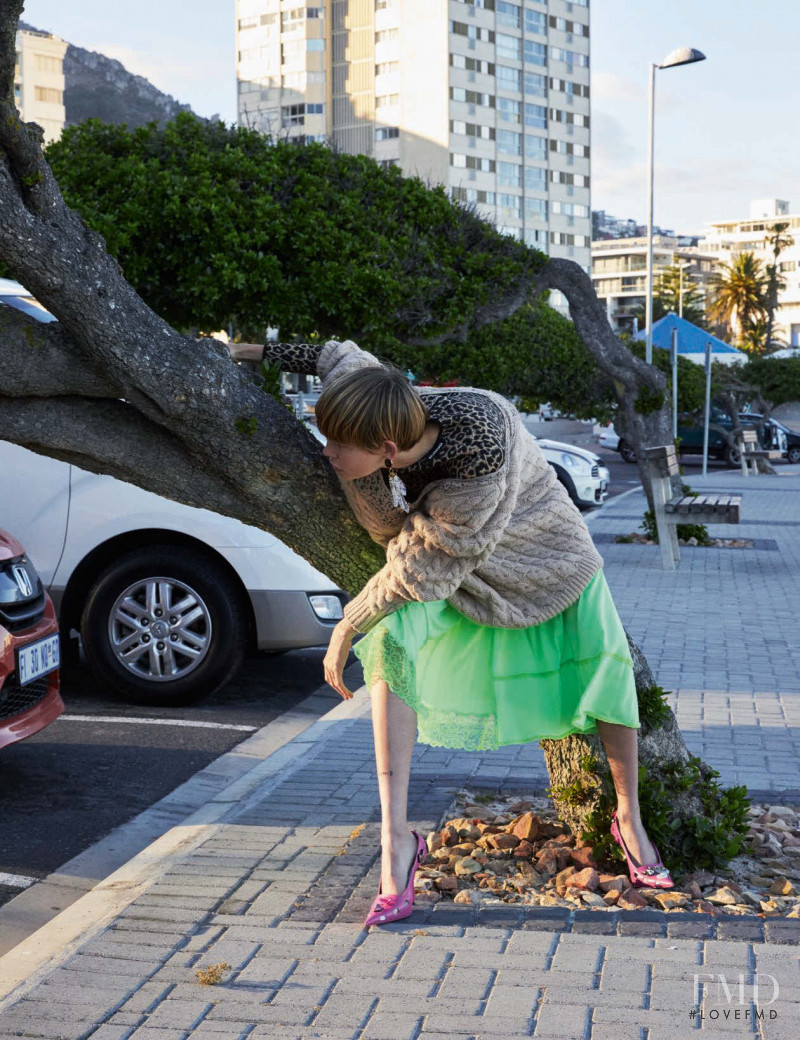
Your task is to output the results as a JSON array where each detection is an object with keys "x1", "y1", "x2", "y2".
[{"x1": 263, "y1": 340, "x2": 507, "y2": 500}]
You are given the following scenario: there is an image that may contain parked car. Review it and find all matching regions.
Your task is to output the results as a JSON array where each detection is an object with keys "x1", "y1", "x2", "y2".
[
  {"x1": 1, "y1": 280, "x2": 348, "y2": 708},
  {"x1": 739, "y1": 413, "x2": 800, "y2": 464},
  {"x1": 596, "y1": 409, "x2": 788, "y2": 467},
  {"x1": 0, "y1": 528, "x2": 64, "y2": 750}
]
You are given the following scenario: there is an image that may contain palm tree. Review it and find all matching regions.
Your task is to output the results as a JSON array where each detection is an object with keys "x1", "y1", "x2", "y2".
[
  {"x1": 763, "y1": 221, "x2": 794, "y2": 351},
  {"x1": 707, "y1": 252, "x2": 768, "y2": 350},
  {"x1": 632, "y1": 263, "x2": 707, "y2": 329}
]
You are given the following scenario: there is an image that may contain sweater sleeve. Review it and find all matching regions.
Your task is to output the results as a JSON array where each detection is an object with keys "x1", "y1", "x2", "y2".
[
  {"x1": 262, "y1": 338, "x2": 384, "y2": 384},
  {"x1": 342, "y1": 467, "x2": 512, "y2": 634}
]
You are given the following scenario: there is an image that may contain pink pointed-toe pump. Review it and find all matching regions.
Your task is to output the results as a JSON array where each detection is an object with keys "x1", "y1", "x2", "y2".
[
  {"x1": 364, "y1": 829, "x2": 428, "y2": 928},
  {"x1": 610, "y1": 810, "x2": 674, "y2": 889}
]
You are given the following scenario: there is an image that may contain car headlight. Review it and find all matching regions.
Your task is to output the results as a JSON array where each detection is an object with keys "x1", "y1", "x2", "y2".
[
  {"x1": 308, "y1": 594, "x2": 344, "y2": 620},
  {"x1": 560, "y1": 452, "x2": 589, "y2": 472}
]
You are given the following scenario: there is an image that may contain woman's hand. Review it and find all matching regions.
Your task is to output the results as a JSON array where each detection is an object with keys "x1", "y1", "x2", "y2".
[
  {"x1": 228, "y1": 342, "x2": 264, "y2": 363},
  {"x1": 323, "y1": 618, "x2": 358, "y2": 699}
]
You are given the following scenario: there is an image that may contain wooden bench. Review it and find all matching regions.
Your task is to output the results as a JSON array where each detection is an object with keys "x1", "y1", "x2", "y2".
[
  {"x1": 641, "y1": 446, "x2": 742, "y2": 570},
  {"x1": 737, "y1": 427, "x2": 782, "y2": 475}
]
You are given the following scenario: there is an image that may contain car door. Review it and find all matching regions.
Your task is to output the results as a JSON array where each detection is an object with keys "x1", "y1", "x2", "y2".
[{"x1": 0, "y1": 441, "x2": 70, "y2": 586}]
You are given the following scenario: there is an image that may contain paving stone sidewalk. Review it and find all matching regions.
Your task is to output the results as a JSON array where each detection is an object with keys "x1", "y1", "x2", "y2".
[{"x1": 2, "y1": 469, "x2": 800, "y2": 1040}]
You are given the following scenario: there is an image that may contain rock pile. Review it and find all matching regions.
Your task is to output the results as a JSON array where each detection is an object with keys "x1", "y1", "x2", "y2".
[{"x1": 413, "y1": 792, "x2": 800, "y2": 918}]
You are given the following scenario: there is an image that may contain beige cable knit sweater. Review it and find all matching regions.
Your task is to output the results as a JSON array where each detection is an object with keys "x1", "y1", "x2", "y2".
[{"x1": 264, "y1": 338, "x2": 605, "y2": 635}]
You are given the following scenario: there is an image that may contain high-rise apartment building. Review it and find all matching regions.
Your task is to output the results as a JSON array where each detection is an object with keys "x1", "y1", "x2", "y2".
[
  {"x1": 236, "y1": 0, "x2": 591, "y2": 269},
  {"x1": 14, "y1": 27, "x2": 68, "y2": 144}
]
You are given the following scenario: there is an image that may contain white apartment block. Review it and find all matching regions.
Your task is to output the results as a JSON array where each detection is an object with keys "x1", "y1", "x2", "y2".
[
  {"x1": 592, "y1": 236, "x2": 717, "y2": 334},
  {"x1": 236, "y1": 0, "x2": 591, "y2": 269},
  {"x1": 14, "y1": 27, "x2": 68, "y2": 144},
  {"x1": 704, "y1": 199, "x2": 800, "y2": 348}
]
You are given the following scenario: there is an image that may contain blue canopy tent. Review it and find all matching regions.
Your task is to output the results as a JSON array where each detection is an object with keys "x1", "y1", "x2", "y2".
[{"x1": 634, "y1": 313, "x2": 746, "y2": 366}]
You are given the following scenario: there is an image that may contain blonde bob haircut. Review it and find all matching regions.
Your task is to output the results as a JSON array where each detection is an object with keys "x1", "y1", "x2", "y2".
[{"x1": 314, "y1": 364, "x2": 429, "y2": 453}]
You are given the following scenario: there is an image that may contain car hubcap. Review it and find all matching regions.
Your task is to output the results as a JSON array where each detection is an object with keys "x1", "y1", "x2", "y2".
[{"x1": 108, "y1": 576, "x2": 212, "y2": 682}]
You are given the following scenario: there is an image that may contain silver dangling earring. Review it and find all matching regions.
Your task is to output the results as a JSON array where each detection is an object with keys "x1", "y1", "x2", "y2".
[{"x1": 385, "y1": 457, "x2": 410, "y2": 513}]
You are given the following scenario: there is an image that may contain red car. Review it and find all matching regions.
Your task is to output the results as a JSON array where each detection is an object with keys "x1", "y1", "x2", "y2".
[{"x1": 0, "y1": 529, "x2": 63, "y2": 749}]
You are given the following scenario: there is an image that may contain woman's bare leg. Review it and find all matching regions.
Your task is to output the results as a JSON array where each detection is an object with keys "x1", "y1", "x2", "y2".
[
  {"x1": 370, "y1": 679, "x2": 420, "y2": 894},
  {"x1": 595, "y1": 720, "x2": 658, "y2": 864}
]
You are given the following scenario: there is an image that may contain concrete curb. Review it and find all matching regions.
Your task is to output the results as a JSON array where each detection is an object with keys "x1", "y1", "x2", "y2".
[{"x1": 0, "y1": 680, "x2": 372, "y2": 1009}]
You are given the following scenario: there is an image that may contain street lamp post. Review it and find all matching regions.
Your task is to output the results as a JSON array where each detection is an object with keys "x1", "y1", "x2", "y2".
[{"x1": 645, "y1": 47, "x2": 707, "y2": 366}]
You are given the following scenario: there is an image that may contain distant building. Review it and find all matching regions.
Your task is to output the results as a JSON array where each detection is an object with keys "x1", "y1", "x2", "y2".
[
  {"x1": 591, "y1": 235, "x2": 718, "y2": 334},
  {"x1": 14, "y1": 27, "x2": 68, "y2": 143},
  {"x1": 236, "y1": 0, "x2": 592, "y2": 272},
  {"x1": 591, "y1": 209, "x2": 685, "y2": 242},
  {"x1": 704, "y1": 199, "x2": 800, "y2": 348}
]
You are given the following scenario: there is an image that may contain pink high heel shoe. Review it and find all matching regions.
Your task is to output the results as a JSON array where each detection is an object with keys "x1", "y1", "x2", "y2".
[
  {"x1": 610, "y1": 810, "x2": 674, "y2": 889},
  {"x1": 364, "y1": 829, "x2": 428, "y2": 927}
]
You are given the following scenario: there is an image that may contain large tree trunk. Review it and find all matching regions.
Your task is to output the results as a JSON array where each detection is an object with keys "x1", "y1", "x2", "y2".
[{"x1": 0, "y1": 1, "x2": 742, "y2": 871}]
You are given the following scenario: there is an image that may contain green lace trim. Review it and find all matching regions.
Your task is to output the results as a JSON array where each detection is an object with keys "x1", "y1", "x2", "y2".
[
  {"x1": 354, "y1": 626, "x2": 500, "y2": 751},
  {"x1": 354, "y1": 624, "x2": 637, "y2": 752}
]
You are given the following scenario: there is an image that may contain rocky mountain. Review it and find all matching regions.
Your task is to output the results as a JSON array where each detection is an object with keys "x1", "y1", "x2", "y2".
[{"x1": 20, "y1": 21, "x2": 199, "y2": 129}]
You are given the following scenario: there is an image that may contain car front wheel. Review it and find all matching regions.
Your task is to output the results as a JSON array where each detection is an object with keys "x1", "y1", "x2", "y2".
[
  {"x1": 618, "y1": 439, "x2": 637, "y2": 464},
  {"x1": 80, "y1": 545, "x2": 248, "y2": 706},
  {"x1": 724, "y1": 443, "x2": 742, "y2": 468},
  {"x1": 788, "y1": 446, "x2": 800, "y2": 464}
]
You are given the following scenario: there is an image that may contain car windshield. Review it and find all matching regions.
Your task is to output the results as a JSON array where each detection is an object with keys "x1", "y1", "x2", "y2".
[{"x1": 0, "y1": 294, "x2": 57, "y2": 323}]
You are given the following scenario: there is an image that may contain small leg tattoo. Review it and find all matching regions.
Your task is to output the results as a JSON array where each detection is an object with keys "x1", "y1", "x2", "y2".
[{"x1": 378, "y1": 770, "x2": 393, "y2": 776}]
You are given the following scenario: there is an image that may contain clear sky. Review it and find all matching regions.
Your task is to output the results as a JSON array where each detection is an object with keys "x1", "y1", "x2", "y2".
[{"x1": 20, "y1": 0, "x2": 800, "y2": 237}]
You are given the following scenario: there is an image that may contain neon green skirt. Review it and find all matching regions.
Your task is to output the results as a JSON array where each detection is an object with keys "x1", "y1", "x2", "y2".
[{"x1": 352, "y1": 568, "x2": 639, "y2": 751}]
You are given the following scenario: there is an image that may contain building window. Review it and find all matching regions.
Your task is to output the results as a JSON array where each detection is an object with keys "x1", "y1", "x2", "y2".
[
  {"x1": 451, "y1": 54, "x2": 494, "y2": 74},
  {"x1": 376, "y1": 126, "x2": 400, "y2": 140},
  {"x1": 307, "y1": 39, "x2": 325, "y2": 51},
  {"x1": 525, "y1": 227, "x2": 548, "y2": 248},
  {"x1": 551, "y1": 232, "x2": 590, "y2": 246},
  {"x1": 549, "y1": 108, "x2": 590, "y2": 128},
  {"x1": 282, "y1": 103, "x2": 306, "y2": 127},
  {"x1": 496, "y1": 33, "x2": 522, "y2": 62},
  {"x1": 525, "y1": 197, "x2": 548, "y2": 219},
  {"x1": 498, "y1": 193, "x2": 522, "y2": 216},
  {"x1": 497, "y1": 2, "x2": 521, "y2": 29},
  {"x1": 281, "y1": 7, "x2": 305, "y2": 31},
  {"x1": 550, "y1": 139, "x2": 590, "y2": 157},
  {"x1": 451, "y1": 154, "x2": 496, "y2": 171},
  {"x1": 524, "y1": 103, "x2": 547, "y2": 128},
  {"x1": 33, "y1": 86, "x2": 63, "y2": 104},
  {"x1": 549, "y1": 16, "x2": 589, "y2": 37},
  {"x1": 450, "y1": 21, "x2": 495, "y2": 43},
  {"x1": 551, "y1": 170, "x2": 590, "y2": 187},
  {"x1": 550, "y1": 77, "x2": 590, "y2": 98},
  {"x1": 552, "y1": 201, "x2": 589, "y2": 217},
  {"x1": 376, "y1": 94, "x2": 399, "y2": 107},
  {"x1": 524, "y1": 40, "x2": 547, "y2": 66},
  {"x1": 239, "y1": 15, "x2": 259, "y2": 30},
  {"x1": 498, "y1": 161, "x2": 522, "y2": 187},
  {"x1": 450, "y1": 87, "x2": 495, "y2": 107},
  {"x1": 376, "y1": 28, "x2": 399, "y2": 43},
  {"x1": 261, "y1": 13, "x2": 277, "y2": 26},
  {"x1": 525, "y1": 134, "x2": 547, "y2": 159},
  {"x1": 550, "y1": 47, "x2": 589, "y2": 68},
  {"x1": 451, "y1": 187, "x2": 496, "y2": 206},
  {"x1": 525, "y1": 166, "x2": 548, "y2": 190},
  {"x1": 451, "y1": 119, "x2": 495, "y2": 139},
  {"x1": 34, "y1": 53, "x2": 62, "y2": 73},
  {"x1": 524, "y1": 9, "x2": 546, "y2": 35},
  {"x1": 376, "y1": 61, "x2": 400, "y2": 75},
  {"x1": 283, "y1": 70, "x2": 306, "y2": 89},
  {"x1": 306, "y1": 7, "x2": 324, "y2": 18},
  {"x1": 497, "y1": 65, "x2": 522, "y2": 92},
  {"x1": 497, "y1": 97, "x2": 521, "y2": 123},
  {"x1": 524, "y1": 71, "x2": 547, "y2": 97},
  {"x1": 497, "y1": 129, "x2": 522, "y2": 155},
  {"x1": 375, "y1": 0, "x2": 397, "y2": 8},
  {"x1": 453, "y1": 0, "x2": 495, "y2": 8}
]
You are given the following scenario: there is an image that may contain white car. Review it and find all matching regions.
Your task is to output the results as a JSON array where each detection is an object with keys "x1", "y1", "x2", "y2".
[
  {"x1": 533, "y1": 437, "x2": 610, "y2": 509},
  {"x1": 595, "y1": 422, "x2": 637, "y2": 464},
  {"x1": 0, "y1": 280, "x2": 347, "y2": 707}
]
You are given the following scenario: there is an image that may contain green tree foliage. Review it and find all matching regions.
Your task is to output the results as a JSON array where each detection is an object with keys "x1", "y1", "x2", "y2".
[
  {"x1": 738, "y1": 355, "x2": 800, "y2": 406},
  {"x1": 45, "y1": 113, "x2": 541, "y2": 349}
]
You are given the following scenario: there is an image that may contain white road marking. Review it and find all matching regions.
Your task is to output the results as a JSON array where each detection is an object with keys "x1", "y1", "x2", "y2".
[
  {"x1": 0, "y1": 873, "x2": 38, "y2": 889},
  {"x1": 58, "y1": 715, "x2": 258, "y2": 732}
]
